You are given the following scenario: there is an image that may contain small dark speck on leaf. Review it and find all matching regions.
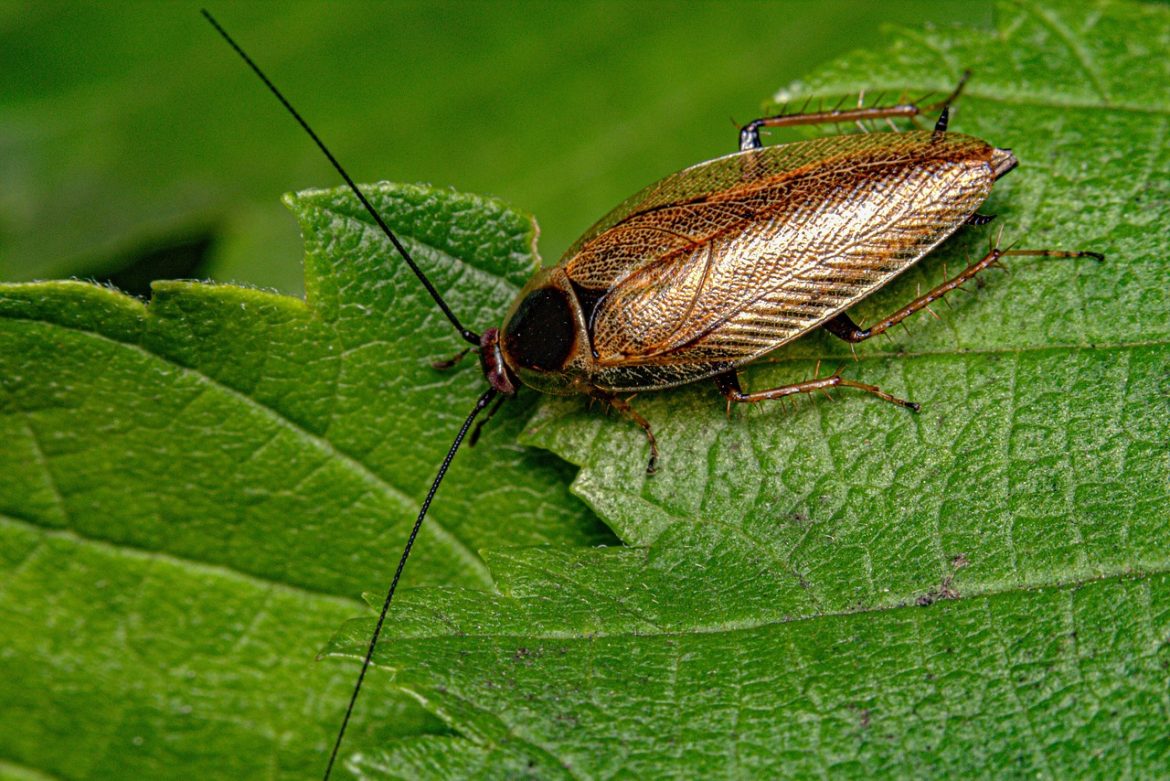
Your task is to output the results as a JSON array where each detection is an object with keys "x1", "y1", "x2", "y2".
[
  {"x1": 513, "y1": 646, "x2": 542, "y2": 665},
  {"x1": 916, "y1": 577, "x2": 960, "y2": 606},
  {"x1": 939, "y1": 576, "x2": 960, "y2": 599}
]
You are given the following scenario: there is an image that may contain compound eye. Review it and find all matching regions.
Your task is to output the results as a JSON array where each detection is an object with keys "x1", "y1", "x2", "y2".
[{"x1": 502, "y1": 287, "x2": 577, "y2": 372}]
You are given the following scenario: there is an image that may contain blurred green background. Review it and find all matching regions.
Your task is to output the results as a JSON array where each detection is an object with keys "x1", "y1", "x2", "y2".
[{"x1": 1, "y1": 1, "x2": 992, "y2": 297}]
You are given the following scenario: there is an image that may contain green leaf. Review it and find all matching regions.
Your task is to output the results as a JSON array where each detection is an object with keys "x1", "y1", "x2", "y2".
[
  {"x1": 343, "y1": 545, "x2": 1170, "y2": 779},
  {"x1": 326, "y1": 1, "x2": 1170, "y2": 777},
  {"x1": 0, "y1": 184, "x2": 605, "y2": 779},
  {"x1": 2, "y1": 1, "x2": 1166, "y2": 779}
]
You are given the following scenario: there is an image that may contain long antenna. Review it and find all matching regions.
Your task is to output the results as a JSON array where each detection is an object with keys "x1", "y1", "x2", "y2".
[
  {"x1": 323, "y1": 387, "x2": 498, "y2": 780},
  {"x1": 201, "y1": 9, "x2": 481, "y2": 346},
  {"x1": 199, "y1": 9, "x2": 496, "y2": 777}
]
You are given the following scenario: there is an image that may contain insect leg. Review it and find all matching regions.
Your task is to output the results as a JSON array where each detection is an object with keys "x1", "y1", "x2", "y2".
[
  {"x1": 738, "y1": 71, "x2": 970, "y2": 151},
  {"x1": 431, "y1": 347, "x2": 472, "y2": 370},
  {"x1": 468, "y1": 392, "x2": 508, "y2": 446},
  {"x1": 822, "y1": 245, "x2": 1104, "y2": 344},
  {"x1": 714, "y1": 369, "x2": 918, "y2": 413},
  {"x1": 592, "y1": 391, "x2": 660, "y2": 474}
]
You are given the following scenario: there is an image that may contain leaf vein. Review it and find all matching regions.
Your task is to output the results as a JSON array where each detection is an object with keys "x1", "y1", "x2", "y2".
[
  {"x1": 5, "y1": 315, "x2": 492, "y2": 591},
  {"x1": 375, "y1": 568, "x2": 1170, "y2": 662}
]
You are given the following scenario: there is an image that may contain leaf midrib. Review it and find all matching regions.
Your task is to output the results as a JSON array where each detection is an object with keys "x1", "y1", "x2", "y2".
[
  {"x1": 2, "y1": 313, "x2": 492, "y2": 596},
  {"x1": 375, "y1": 565, "x2": 1167, "y2": 646},
  {"x1": 0, "y1": 513, "x2": 361, "y2": 610},
  {"x1": 752, "y1": 338, "x2": 1170, "y2": 366}
]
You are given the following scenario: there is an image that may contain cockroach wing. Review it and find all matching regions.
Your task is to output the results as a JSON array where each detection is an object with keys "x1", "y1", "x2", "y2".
[{"x1": 561, "y1": 131, "x2": 1002, "y2": 391}]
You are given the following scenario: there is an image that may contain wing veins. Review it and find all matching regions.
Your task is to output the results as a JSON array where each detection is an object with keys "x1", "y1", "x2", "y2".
[{"x1": 633, "y1": 162, "x2": 957, "y2": 361}]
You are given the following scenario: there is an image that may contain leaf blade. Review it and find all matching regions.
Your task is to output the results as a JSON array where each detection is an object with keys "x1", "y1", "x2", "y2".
[{"x1": 0, "y1": 184, "x2": 605, "y2": 779}]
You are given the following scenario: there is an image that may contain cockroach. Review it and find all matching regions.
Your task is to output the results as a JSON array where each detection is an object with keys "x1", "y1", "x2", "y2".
[{"x1": 203, "y1": 10, "x2": 1102, "y2": 779}]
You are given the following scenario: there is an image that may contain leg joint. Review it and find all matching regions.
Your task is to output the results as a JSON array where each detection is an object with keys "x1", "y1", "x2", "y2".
[
  {"x1": 739, "y1": 123, "x2": 763, "y2": 151},
  {"x1": 823, "y1": 313, "x2": 871, "y2": 343}
]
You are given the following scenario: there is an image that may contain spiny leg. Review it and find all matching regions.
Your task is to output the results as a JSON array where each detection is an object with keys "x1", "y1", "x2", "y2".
[
  {"x1": 714, "y1": 367, "x2": 919, "y2": 414},
  {"x1": 592, "y1": 391, "x2": 660, "y2": 474},
  {"x1": 822, "y1": 245, "x2": 1104, "y2": 344},
  {"x1": 739, "y1": 70, "x2": 970, "y2": 150}
]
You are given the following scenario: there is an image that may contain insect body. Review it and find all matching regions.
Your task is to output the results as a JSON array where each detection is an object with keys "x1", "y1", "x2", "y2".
[
  {"x1": 202, "y1": 11, "x2": 1100, "y2": 779},
  {"x1": 484, "y1": 130, "x2": 1015, "y2": 426},
  {"x1": 480, "y1": 107, "x2": 1063, "y2": 472}
]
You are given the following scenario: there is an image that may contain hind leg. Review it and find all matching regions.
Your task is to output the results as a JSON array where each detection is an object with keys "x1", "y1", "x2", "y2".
[
  {"x1": 714, "y1": 367, "x2": 919, "y2": 415},
  {"x1": 823, "y1": 245, "x2": 1104, "y2": 344}
]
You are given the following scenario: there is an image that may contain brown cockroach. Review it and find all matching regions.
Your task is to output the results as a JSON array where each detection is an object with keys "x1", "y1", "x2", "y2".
[{"x1": 203, "y1": 11, "x2": 1102, "y2": 779}]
